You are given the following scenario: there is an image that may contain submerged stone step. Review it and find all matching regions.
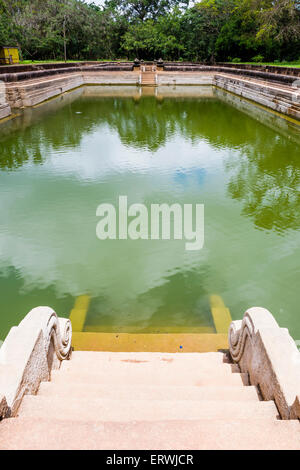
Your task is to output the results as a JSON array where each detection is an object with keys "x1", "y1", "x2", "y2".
[
  {"x1": 1, "y1": 417, "x2": 299, "y2": 450},
  {"x1": 18, "y1": 396, "x2": 278, "y2": 422},
  {"x1": 71, "y1": 332, "x2": 228, "y2": 352}
]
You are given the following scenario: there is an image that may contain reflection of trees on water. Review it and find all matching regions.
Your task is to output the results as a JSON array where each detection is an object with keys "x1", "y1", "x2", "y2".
[
  {"x1": 225, "y1": 132, "x2": 300, "y2": 232},
  {"x1": 0, "y1": 104, "x2": 84, "y2": 170},
  {"x1": 102, "y1": 97, "x2": 267, "y2": 152},
  {"x1": 0, "y1": 95, "x2": 285, "y2": 168},
  {"x1": 0, "y1": 94, "x2": 299, "y2": 233}
]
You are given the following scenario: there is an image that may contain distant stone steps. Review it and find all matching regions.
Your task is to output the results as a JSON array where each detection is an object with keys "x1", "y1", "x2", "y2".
[{"x1": 140, "y1": 67, "x2": 157, "y2": 86}]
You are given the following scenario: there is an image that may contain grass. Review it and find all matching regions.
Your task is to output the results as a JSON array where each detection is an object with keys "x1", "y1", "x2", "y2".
[
  {"x1": 227, "y1": 61, "x2": 300, "y2": 68},
  {"x1": 17, "y1": 59, "x2": 300, "y2": 68},
  {"x1": 19, "y1": 59, "x2": 128, "y2": 64}
]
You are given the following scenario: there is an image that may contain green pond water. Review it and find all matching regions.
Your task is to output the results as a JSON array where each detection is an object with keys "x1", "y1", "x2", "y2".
[{"x1": 0, "y1": 86, "x2": 299, "y2": 340}]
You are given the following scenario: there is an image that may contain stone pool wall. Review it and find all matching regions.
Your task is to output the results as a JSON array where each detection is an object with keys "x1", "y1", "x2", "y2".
[
  {"x1": 0, "y1": 101, "x2": 11, "y2": 120},
  {"x1": 5, "y1": 71, "x2": 140, "y2": 108},
  {"x1": 214, "y1": 73, "x2": 300, "y2": 121},
  {"x1": 0, "y1": 63, "x2": 299, "y2": 122}
]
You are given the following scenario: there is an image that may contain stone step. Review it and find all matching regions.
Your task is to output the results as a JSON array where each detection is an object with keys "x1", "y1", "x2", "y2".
[
  {"x1": 62, "y1": 351, "x2": 232, "y2": 373},
  {"x1": 18, "y1": 396, "x2": 278, "y2": 422},
  {"x1": 70, "y1": 351, "x2": 227, "y2": 363},
  {"x1": 51, "y1": 367, "x2": 247, "y2": 387},
  {"x1": 61, "y1": 352, "x2": 235, "y2": 373},
  {"x1": 38, "y1": 382, "x2": 259, "y2": 402},
  {"x1": 55, "y1": 355, "x2": 246, "y2": 387},
  {"x1": 1, "y1": 417, "x2": 299, "y2": 450}
]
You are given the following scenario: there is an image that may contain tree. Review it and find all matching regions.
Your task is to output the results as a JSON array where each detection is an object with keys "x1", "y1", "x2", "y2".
[
  {"x1": 121, "y1": 7, "x2": 184, "y2": 59},
  {"x1": 216, "y1": 0, "x2": 262, "y2": 61},
  {"x1": 180, "y1": 0, "x2": 235, "y2": 62},
  {"x1": 104, "y1": 0, "x2": 189, "y2": 23},
  {"x1": 0, "y1": 0, "x2": 299, "y2": 62}
]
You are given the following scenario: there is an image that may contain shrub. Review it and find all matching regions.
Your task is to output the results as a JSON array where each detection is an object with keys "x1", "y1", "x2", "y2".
[
  {"x1": 251, "y1": 54, "x2": 264, "y2": 63},
  {"x1": 232, "y1": 58, "x2": 241, "y2": 63}
]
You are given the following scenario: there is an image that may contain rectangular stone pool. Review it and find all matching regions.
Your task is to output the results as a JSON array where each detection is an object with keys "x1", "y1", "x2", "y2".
[{"x1": 0, "y1": 85, "x2": 299, "y2": 340}]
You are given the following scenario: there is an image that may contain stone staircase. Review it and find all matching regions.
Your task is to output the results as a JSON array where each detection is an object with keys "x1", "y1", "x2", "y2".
[
  {"x1": 140, "y1": 65, "x2": 157, "y2": 86},
  {"x1": 1, "y1": 351, "x2": 300, "y2": 450}
]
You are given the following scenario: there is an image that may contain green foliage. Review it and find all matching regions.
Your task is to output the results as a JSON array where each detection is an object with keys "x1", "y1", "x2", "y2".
[
  {"x1": 0, "y1": 0, "x2": 299, "y2": 62},
  {"x1": 251, "y1": 54, "x2": 264, "y2": 62}
]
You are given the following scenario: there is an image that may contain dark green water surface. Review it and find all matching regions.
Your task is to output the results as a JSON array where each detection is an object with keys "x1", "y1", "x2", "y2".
[{"x1": 0, "y1": 86, "x2": 299, "y2": 339}]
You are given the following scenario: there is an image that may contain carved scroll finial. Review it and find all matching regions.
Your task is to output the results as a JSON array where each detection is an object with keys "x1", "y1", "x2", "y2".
[
  {"x1": 44, "y1": 309, "x2": 72, "y2": 361},
  {"x1": 0, "y1": 306, "x2": 72, "y2": 416},
  {"x1": 229, "y1": 307, "x2": 279, "y2": 362}
]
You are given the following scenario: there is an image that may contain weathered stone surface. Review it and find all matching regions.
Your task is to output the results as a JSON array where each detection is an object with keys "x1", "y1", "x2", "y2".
[
  {"x1": 291, "y1": 395, "x2": 300, "y2": 419},
  {"x1": 0, "y1": 395, "x2": 8, "y2": 419},
  {"x1": 0, "y1": 80, "x2": 11, "y2": 119},
  {"x1": 217, "y1": 62, "x2": 300, "y2": 78},
  {"x1": 5, "y1": 72, "x2": 140, "y2": 109},
  {"x1": 0, "y1": 62, "x2": 133, "y2": 83},
  {"x1": 157, "y1": 72, "x2": 214, "y2": 85},
  {"x1": 0, "y1": 307, "x2": 72, "y2": 417},
  {"x1": 164, "y1": 65, "x2": 298, "y2": 85},
  {"x1": 83, "y1": 71, "x2": 139, "y2": 86},
  {"x1": 229, "y1": 307, "x2": 300, "y2": 420},
  {"x1": 214, "y1": 74, "x2": 300, "y2": 120},
  {"x1": 156, "y1": 85, "x2": 214, "y2": 98},
  {"x1": 6, "y1": 73, "x2": 85, "y2": 108},
  {"x1": 214, "y1": 87, "x2": 300, "y2": 145},
  {"x1": 0, "y1": 103, "x2": 11, "y2": 119}
]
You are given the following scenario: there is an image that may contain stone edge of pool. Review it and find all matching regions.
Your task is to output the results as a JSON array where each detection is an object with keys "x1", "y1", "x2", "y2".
[{"x1": 0, "y1": 64, "x2": 299, "y2": 123}]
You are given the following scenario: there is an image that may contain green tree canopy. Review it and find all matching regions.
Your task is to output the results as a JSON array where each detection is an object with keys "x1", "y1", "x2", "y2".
[{"x1": 0, "y1": 0, "x2": 299, "y2": 62}]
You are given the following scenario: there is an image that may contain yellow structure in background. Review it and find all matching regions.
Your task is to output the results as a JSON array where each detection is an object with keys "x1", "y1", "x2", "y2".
[{"x1": 0, "y1": 46, "x2": 20, "y2": 65}]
